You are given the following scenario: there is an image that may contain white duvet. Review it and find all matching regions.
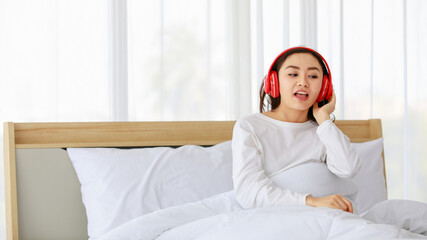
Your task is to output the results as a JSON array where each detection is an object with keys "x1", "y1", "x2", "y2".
[{"x1": 98, "y1": 191, "x2": 427, "y2": 240}]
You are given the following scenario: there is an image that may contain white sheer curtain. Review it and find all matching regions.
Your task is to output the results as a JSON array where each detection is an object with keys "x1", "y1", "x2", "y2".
[{"x1": 126, "y1": 0, "x2": 250, "y2": 121}]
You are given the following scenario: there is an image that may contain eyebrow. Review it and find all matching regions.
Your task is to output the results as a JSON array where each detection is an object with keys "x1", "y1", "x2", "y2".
[{"x1": 285, "y1": 65, "x2": 321, "y2": 72}]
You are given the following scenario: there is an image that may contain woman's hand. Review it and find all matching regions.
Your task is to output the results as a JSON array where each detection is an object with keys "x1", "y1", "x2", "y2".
[
  {"x1": 313, "y1": 91, "x2": 336, "y2": 125},
  {"x1": 306, "y1": 194, "x2": 353, "y2": 213}
]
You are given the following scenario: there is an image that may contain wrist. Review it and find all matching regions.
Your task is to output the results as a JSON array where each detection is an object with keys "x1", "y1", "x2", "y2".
[
  {"x1": 305, "y1": 194, "x2": 314, "y2": 206},
  {"x1": 316, "y1": 113, "x2": 330, "y2": 125}
]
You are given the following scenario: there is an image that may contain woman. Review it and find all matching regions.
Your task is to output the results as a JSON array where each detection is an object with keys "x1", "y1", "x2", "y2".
[{"x1": 232, "y1": 46, "x2": 361, "y2": 213}]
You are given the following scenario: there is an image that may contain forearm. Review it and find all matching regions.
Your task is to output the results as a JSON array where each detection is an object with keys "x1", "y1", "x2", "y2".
[
  {"x1": 234, "y1": 174, "x2": 309, "y2": 209},
  {"x1": 316, "y1": 120, "x2": 361, "y2": 178}
]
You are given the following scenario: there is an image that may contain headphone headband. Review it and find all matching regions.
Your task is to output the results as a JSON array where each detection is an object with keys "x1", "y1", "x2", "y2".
[{"x1": 266, "y1": 46, "x2": 331, "y2": 81}]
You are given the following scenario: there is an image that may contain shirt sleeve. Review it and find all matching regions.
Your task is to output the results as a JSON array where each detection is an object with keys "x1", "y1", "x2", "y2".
[
  {"x1": 316, "y1": 120, "x2": 362, "y2": 178},
  {"x1": 232, "y1": 120, "x2": 310, "y2": 210}
]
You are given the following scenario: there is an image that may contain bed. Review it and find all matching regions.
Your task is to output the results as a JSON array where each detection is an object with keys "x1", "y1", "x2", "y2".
[{"x1": 3, "y1": 119, "x2": 426, "y2": 239}]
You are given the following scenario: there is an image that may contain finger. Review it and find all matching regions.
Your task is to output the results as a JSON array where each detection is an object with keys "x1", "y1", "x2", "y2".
[
  {"x1": 340, "y1": 196, "x2": 353, "y2": 213},
  {"x1": 329, "y1": 91, "x2": 336, "y2": 104},
  {"x1": 335, "y1": 195, "x2": 353, "y2": 213},
  {"x1": 334, "y1": 197, "x2": 349, "y2": 212},
  {"x1": 326, "y1": 196, "x2": 345, "y2": 211},
  {"x1": 327, "y1": 91, "x2": 336, "y2": 105},
  {"x1": 330, "y1": 202, "x2": 346, "y2": 212}
]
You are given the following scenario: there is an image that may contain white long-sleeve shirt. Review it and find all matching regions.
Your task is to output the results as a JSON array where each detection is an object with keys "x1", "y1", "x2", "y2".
[{"x1": 232, "y1": 113, "x2": 361, "y2": 209}]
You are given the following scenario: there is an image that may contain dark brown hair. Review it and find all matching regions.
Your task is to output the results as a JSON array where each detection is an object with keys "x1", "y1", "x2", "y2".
[{"x1": 259, "y1": 48, "x2": 329, "y2": 122}]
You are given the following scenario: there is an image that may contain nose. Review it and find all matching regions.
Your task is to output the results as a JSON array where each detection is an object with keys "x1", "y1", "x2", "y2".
[{"x1": 297, "y1": 75, "x2": 309, "y2": 88}]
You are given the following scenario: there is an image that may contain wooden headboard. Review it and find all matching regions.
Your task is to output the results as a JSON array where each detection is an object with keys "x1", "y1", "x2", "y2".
[{"x1": 3, "y1": 119, "x2": 385, "y2": 240}]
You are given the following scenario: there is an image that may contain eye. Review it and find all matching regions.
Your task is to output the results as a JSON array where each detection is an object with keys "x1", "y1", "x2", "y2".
[
  {"x1": 288, "y1": 73, "x2": 297, "y2": 77},
  {"x1": 309, "y1": 75, "x2": 318, "y2": 79}
]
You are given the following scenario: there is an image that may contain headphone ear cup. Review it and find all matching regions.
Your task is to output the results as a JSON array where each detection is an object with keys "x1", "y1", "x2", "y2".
[
  {"x1": 270, "y1": 71, "x2": 279, "y2": 98},
  {"x1": 316, "y1": 75, "x2": 328, "y2": 102},
  {"x1": 264, "y1": 75, "x2": 271, "y2": 95},
  {"x1": 325, "y1": 76, "x2": 333, "y2": 101}
]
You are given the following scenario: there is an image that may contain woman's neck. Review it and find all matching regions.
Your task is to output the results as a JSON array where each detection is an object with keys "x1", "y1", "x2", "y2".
[{"x1": 264, "y1": 107, "x2": 309, "y2": 123}]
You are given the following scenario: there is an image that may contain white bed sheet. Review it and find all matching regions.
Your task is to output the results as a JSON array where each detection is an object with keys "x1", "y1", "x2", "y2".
[{"x1": 97, "y1": 191, "x2": 427, "y2": 240}]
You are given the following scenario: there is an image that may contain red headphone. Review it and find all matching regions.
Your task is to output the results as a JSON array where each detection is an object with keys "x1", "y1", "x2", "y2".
[{"x1": 264, "y1": 47, "x2": 333, "y2": 103}]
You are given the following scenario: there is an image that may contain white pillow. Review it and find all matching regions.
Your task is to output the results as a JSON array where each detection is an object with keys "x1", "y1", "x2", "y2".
[
  {"x1": 270, "y1": 162, "x2": 359, "y2": 202},
  {"x1": 270, "y1": 138, "x2": 387, "y2": 214},
  {"x1": 351, "y1": 138, "x2": 387, "y2": 214},
  {"x1": 67, "y1": 141, "x2": 233, "y2": 239}
]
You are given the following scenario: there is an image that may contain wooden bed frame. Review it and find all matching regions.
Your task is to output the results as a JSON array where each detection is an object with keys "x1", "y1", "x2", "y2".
[{"x1": 3, "y1": 119, "x2": 385, "y2": 240}]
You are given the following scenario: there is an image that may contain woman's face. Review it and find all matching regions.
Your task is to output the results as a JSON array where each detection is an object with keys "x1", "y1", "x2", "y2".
[{"x1": 277, "y1": 52, "x2": 324, "y2": 112}]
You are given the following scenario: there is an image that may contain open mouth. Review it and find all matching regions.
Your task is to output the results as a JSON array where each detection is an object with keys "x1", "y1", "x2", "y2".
[{"x1": 294, "y1": 91, "x2": 309, "y2": 101}]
